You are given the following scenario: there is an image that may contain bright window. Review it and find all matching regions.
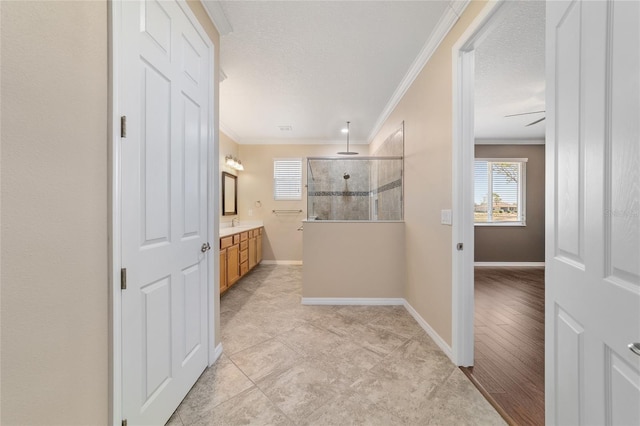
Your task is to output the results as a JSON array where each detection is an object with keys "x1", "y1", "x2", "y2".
[
  {"x1": 474, "y1": 158, "x2": 527, "y2": 226},
  {"x1": 273, "y1": 158, "x2": 302, "y2": 200}
]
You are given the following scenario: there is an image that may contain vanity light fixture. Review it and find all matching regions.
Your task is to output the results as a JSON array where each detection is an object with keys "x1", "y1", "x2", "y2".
[{"x1": 225, "y1": 155, "x2": 244, "y2": 171}]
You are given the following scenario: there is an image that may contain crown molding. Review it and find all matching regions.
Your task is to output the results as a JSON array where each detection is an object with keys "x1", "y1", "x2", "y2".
[
  {"x1": 219, "y1": 121, "x2": 241, "y2": 143},
  {"x1": 367, "y1": 0, "x2": 471, "y2": 143},
  {"x1": 202, "y1": 1, "x2": 233, "y2": 36}
]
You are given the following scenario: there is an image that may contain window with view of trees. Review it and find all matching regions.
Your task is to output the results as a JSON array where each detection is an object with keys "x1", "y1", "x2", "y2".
[{"x1": 474, "y1": 159, "x2": 527, "y2": 225}]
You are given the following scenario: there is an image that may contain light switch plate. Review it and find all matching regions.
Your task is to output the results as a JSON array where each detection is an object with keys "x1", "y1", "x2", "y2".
[{"x1": 441, "y1": 209, "x2": 452, "y2": 225}]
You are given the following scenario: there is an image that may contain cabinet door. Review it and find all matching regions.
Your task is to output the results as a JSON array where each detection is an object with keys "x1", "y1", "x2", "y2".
[
  {"x1": 248, "y1": 236, "x2": 257, "y2": 269},
  {"x1": 256, "y1": 234, "x2": 263, "y2": 264},
  {"x1": 219, "y1": 249, "x2": 227, "y2": 294},
  {"x1": 226, "y1": 244, "x2": 240, "y2": 286}
]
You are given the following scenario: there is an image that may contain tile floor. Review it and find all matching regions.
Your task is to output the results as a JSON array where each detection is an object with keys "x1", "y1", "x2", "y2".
[{"x1": 168, "y1": 265, "x2": 505, "y2": 425}]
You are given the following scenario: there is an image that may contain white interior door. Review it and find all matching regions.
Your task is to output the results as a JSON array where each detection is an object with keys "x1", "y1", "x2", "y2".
[
  {"x1": 119, "y1": 1, "x2": 211, "y2": 424},
  {"x1": 546, "y1": 0, "x2": 640, "y2": 424}
]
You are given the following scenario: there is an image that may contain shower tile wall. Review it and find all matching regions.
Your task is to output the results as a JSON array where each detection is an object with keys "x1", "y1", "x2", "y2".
[
  {"x1": 308, "y1": 159, "x2": 370, "y2": 221},
  {"x1": 372, "y1": 126, "x2": 403, "y2": 220},
  {"x1": 307, "y1": 125, "x2": 403, "y2": 221}
]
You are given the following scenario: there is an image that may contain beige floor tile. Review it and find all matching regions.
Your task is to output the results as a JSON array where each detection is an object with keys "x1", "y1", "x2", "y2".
[
  {"x1": 221, "y1": 321, "x2": 276, "y2": 355},
  {"x1": 303, "y1": 389, "x2": 405, "y2": 426},
  {"x1": 165, "y1": 411, "x2": 183, "y2": 426},
  {"x1": 176, "y1": 355, "x2": 255, "y2": 424},
  {"x1": 418, "y1": 368, "x2": 507, "y2": 425},
  {"x1": 188, "y1": 387, "x2": 293, "y2": 426},
  {"x1": 276, "y1": 323, "x2": 347, "y2": 358},
  {"x1": 230, "y1": 338, "x2": 302, "y2": 382},
  {"x1": 195, "y1": 264, "x2": 504, "y2": 425},
  {"x1": 382, "y1": 336, "x2": 455, "y2": 381},
  {"x1": 318, "y1": 341, "x2": 384, "y2": 384},
  {"x1": 367, "y1": 309, "x2": 425, "y2": 338},
  {"x1": 333, "y1": 305, "x2": 390, "y2": 324},
  {"x1": 256, "y1": 359, "x2": 345, "y2": 423},
  {"x1": 343, "y1": 323, "x2": 408, "y2": 356}
]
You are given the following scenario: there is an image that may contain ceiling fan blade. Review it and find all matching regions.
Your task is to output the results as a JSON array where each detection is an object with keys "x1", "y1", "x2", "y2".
[
  {"x1": 504, "y1": 110, "x2": 546, "y2": 118},
  {"x1": 525, "y1": 117, "x2": 546, "y2": 127}
]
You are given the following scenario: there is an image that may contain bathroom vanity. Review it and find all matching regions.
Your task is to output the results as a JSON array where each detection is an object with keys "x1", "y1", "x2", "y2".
[{"x1": 219, "y1": 225, "x2": 263, "y2": 294}]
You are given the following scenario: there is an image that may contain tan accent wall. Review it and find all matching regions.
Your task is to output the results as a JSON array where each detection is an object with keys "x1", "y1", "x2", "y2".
[
  {"x1": 237, "y1": 144, "x2": 369, "y2": 262},
  {"x1": 1, "y1": 2, "x2": 108, "y2": 424},
  {"x1": 0, "y1": 1, "x2": 220, "y2": 424},
  {"x1": 368, "y1": 0, "x2": 488, "y2": 346},
  {"x1": 474, "y1": 144, "x2": 545, "y2": 262},
  {"x1": 302, "y1": 222, "x2": 405, "y2": 298}
]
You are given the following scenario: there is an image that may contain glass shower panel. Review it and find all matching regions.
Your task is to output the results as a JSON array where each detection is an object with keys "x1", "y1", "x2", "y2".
[{"x1": 307, "y1": 157, "x2": 403, "y2": 221}]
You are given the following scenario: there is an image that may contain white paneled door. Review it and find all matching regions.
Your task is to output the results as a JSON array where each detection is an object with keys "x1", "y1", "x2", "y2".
[
  {"x1": 546, "y1": 0, "x2": 640, "y2": 424},
  {"x1": 119, "y1": 1, "x2": 211, "y2": 424}
]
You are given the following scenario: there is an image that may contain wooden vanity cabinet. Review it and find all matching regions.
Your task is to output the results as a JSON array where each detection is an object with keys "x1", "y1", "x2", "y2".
[
  {"x1": 256, "y1": 228, "x2": 263, "y2": 264},
  {"x1": 219, "y1": 250, "x2": 227, "y2": 293},
  {"x1": 219, "y1": 226, "x2": 263, "y2": 294},
  {"x1": 226, "y1": 244, "x2": 240, "y2": 285},
  {"x1": 248, "y1": 230, "x2": 257, "y2": 269}
]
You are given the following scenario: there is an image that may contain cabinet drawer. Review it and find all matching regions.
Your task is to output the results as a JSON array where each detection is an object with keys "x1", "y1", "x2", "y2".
[
  {"x1": 240, "y1": 232, "x2": 248, "y2": 241},
  {"x1": 220, "y1": 236, "x2": 233, "y2": 249},
  {"x1": 240, "y1": 240, "x2": 248, "y2": 251},
  {"x1": 240, "y1": 261, "x2": 249, "y2": 276},
  {"x1": 240, "y1": 249, "x2": 248, "y2": 263},
  {"x1": 258, "y1": 227, "x2": 263, "y2": 235},
  {"x1": 233, "y1": 234, "x2": 240, "y2": 245}
]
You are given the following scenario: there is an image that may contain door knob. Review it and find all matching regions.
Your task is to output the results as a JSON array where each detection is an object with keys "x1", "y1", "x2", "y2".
[
  {"x1": 629, "y1": 343, "x2": 640, "y2": 357},
  {"x1": 201, "y1": 242, "x2": 211, "y2": 253}
]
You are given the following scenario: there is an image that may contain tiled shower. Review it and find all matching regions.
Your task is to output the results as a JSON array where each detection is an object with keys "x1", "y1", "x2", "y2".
[{"x1": 306, "y1": 124, "x2": 404, "y2": 221}]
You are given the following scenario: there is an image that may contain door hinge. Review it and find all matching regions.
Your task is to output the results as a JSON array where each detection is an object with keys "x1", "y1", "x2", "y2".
[
  {"x1": 456, "y1": 243, "x2": 464, "y2": 251},
  {"x1": 120, "y1": 116, "x2": 127, "y2": 138},
  {"x1": 122, "y1": 419, "x2": 127, "y2": 426},
  {"x1": 121, "y1": 268, "x2": 127, "y2": 290}
]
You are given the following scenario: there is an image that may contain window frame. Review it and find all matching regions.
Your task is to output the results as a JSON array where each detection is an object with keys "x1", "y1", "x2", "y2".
[
  {"x1": 474, "y1": 157, "x2": 527, "y2": 227},
  {"x1": 273, "y1": 158, "x2": 303, "y2": 201}
]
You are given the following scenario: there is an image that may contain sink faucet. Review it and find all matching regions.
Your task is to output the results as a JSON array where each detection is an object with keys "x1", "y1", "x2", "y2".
[{"x1": 232, "y1": 217, "x2": 240, "y2": 227}]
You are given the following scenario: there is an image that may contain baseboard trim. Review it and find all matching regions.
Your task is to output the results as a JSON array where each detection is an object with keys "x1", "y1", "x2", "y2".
[
  {"x1": 212, "y1": 343, "x2": 223, "y2": 364},
  {"x1": 301, "y1": 297, "x2": 405, "y2": 306},
  {"x1": 474, "y1": 262, "x2": 545, "y2": 267},
  {"x1": 403, "y1": 300, "x2": 454, "y2": 362},
  {"x1": 261, "y1": 260, "x2": 303, "y2": 266}
]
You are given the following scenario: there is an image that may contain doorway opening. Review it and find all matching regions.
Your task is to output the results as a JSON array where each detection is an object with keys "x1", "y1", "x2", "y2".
[{"x1": 452, "y1": 1, "x2": 546, "y2": 423}]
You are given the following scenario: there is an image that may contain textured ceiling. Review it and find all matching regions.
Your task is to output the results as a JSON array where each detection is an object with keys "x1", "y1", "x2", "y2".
[
  {"x1": 474, "y1": 1, "x2": 545, "y2": 140},
  {"x1": 208, "y1": 1, "x2": 545, "y2": 145},
  {"x1": 210, "y1": 0, "x2": 450, "y2": 144}
]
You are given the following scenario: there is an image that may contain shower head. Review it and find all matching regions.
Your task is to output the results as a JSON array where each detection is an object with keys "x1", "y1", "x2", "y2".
[
  {"x1": 337, "y1": 121, "x2": 358, "y2": 155},
  {"x1": 343, "y1": 172, "x2": 350, "y2": 180}
]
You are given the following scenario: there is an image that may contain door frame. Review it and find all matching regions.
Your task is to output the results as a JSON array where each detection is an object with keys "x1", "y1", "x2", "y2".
[
  {"x1": 451, "y1": 0, "x2": 511, "y2": 367},
  {"x1": 108, "y1": 1, "x2": 219, "y2": 424}
]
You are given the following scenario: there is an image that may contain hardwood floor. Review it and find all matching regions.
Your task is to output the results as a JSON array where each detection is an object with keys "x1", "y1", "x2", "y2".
[{"x1": 463, "y1": 267, "x2": 545, "y2": 426}]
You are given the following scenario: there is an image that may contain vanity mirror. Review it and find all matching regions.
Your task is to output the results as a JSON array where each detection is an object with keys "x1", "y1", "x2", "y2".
[{"x1": 222, "y1": 172, "x2": 237, "y2": 216}]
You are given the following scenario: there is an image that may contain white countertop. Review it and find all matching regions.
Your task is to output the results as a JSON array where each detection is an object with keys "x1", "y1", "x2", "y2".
[{"x1": 219, "y1": 221, "x2": 264, "y2": 238}]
